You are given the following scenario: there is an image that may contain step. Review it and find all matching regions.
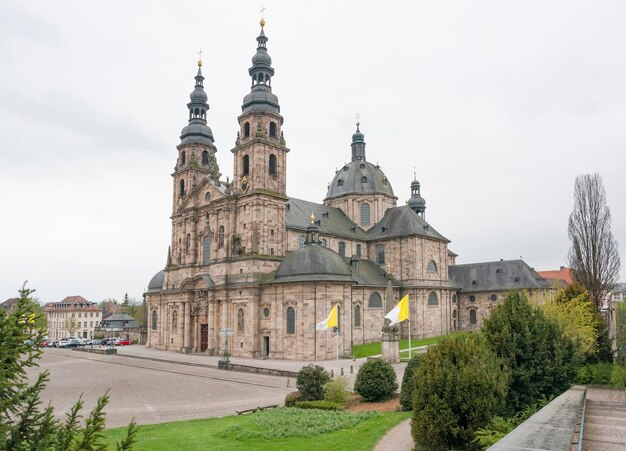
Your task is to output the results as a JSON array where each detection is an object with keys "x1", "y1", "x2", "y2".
[
  {"x1": 585, "y1": 414, "x2": 626, "y2": 426},
  {"x1": 584, "y1": 423, "x2": 626, "y2": 438},
  {"x1": 582, "y1": 433, "x2": 626, "y2": 445},
  {"x1": 581, "y1": 438, "x2": 625, "y2": 451}
]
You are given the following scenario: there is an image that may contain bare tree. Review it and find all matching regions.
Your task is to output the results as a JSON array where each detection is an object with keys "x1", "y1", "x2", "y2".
[
  {"x1": 568, "y1": 173, "x2": 621, "y2": 309},
  {"x1": 63, "y1": 317, "x2": 80, "y2": 337}
]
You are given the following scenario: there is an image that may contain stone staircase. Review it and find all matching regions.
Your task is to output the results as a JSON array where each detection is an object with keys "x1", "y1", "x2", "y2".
[{"x1": 582, "y1": 398, "x2": 626, "y2": 450}]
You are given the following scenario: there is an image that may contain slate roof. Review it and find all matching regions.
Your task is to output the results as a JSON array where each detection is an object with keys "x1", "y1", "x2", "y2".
[
  {"x1": 147, "y1": 270, "x2": 165, "y2": 293},
  {"x1": 367, "y1": 206, "x2": 449, "y2": 242},
  {"x1": 348, "y1": 257, "x2": 393, "y2": 287},
  {"x1": 448, "y1": 259, "x2": 551, "y2": 293},
  {"x1": 100, "y1": 313, "x2": 139, "y2": 329},
  {"x1": 274, "y1": 244, "x2": 353, "y2": 283},
  {"x1": 325, "y1": 160, "x2": 395, "y2": 200},
  {"x1": 286, "y1": 197, "x2": 369, "y2": 240}
]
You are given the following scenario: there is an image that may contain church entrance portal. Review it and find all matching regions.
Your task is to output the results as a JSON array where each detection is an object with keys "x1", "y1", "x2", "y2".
[
  {"x1": 200, "y1": 324, "x2": 208, "y2": 352},
  {"x1": 263, "y1": 336, "x2": 270, "y2": 357}
]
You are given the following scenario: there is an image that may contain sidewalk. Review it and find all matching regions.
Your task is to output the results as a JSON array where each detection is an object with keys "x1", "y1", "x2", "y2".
[{"x1": 112, "y1": 345, "x2": 407, "y2": 386}]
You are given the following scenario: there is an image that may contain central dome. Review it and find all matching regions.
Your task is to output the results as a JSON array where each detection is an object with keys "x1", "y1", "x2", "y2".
[
  {"x1": 275, "y1": 244, "x2": 352, "y2": 283},
  {"x1": 325, "y1": 160, "x2": 394, "y2": 200}
]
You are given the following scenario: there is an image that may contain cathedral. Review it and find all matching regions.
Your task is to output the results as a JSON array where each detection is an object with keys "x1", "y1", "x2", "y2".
[{"x1": 144, "y1": 20, "x2": 551, "y2": 360}]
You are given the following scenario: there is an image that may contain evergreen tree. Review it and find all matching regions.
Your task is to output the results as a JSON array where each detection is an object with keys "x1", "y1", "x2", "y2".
[{"x1": 0, "y1": 283, "x2": 137, "y2": 450}]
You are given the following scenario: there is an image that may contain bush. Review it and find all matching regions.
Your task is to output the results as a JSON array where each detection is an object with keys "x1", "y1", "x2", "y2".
[
  {"x1": 611, "y1": 366, "x2": 626, "y2": 387},
  {"x1": 324, "y1": 377, "x2": 350, "y2": 405},
  {"x1": 399, "y1": 353, "x2": 422, "y2": 411},
  {"x1": 294, "y1": 400, "x2": 345, "y2": 411},
  {"x1": 412, "y1": 333, "x2": 509, "y2": 451},
  {"x1": 354, "y1": 359, "x2": 398, "y2": 402},
  {"x1": 482, "y1": 291, "x2": 581, "y2": 414},
  {"x1": 284, "y1": 391, "x2": 301, "y2": 407},
  {"x1": 296, "y1": 364, "x2": 331, "y2": 401}
]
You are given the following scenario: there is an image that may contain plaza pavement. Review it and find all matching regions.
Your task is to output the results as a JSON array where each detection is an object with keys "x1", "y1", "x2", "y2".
[{"x1": 29, "y1": 345, "x2": 408, "y2": 430}]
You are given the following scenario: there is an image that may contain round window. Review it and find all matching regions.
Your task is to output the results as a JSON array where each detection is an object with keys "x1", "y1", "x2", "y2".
[
  {"x1": 263, "y1": 307, "x2": 270, "y2": 318},
  {"x1": 490, "y1": 294, "x2": 497, "y2": 302},
  {"x1": 469, "y1": 295, "x2": 476, "y2": 303}
]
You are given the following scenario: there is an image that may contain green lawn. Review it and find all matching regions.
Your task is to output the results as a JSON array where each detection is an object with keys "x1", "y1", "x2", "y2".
[
  {"x1": 102, "y1": 409, "x2": 410, "y2": 451},
  {"x1": 352, "y1": 336, "x2": 440, "y2": 358}
]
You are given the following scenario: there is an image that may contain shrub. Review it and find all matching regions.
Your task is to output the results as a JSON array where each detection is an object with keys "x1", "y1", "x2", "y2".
[
  {"x1": 576, "y1": 365, "x2": 592, "y2": 384},
  {"x1": 611, "y1": 365, "x2": 626, "y2": 387},
  {"x1": 482, "y1": 291, "x2": 581, "y2": 414},
  {"x1": 294, "y1": 400, "x2": 345, "y2": 411},
  {"x1": 412, "y1": 333, "x2": 509, "y2": 451},
  {"x1": 354, "y1": 359, "x2": 398, "y2": 402},
  {"x1": 399, "y1": 353, "x2": 422, "y2": 411},
  {"x1": 590, "y1": 363, "x2": 613, "y2": 385},
  {"x1": 296, "y1": 364, "x2": 331, "y2": 401},
  {"x1": 284, "y1": 391, "x2": 301, "y2": 407},
  {"x1": 324, "y1": 377, "x2": 350, "y2": 405}
]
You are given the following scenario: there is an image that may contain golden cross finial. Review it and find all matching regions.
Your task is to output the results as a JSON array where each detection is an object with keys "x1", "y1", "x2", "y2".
[
  {"x1": 198, "y1": 48, "x2": 203, "y2": 67},
  {"x1": 260, "y1": 4, "x2": 266, "y2": 28},
  {"x1": 310, "y1": 212, "x2": 315, "y2": 224},
  {"x1": 355, "y1": 112, "x2": 360, "y2": 128}
]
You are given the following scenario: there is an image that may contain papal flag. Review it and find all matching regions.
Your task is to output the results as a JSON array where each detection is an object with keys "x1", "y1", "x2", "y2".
[
  {"x1": 384, "y1": 294, "x2": 409, "y2": 326},
  {"x1": 316, "y1": 305, "x2": 338, "y2": 330}
]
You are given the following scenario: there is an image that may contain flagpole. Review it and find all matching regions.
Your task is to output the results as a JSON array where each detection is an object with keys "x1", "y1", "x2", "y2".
[
  {"x1": 408, "y1": 295, "x2": 412, "y2": 360},
  {"x1": 336, "y1": 330, "x2": 339, "y2": 361}
]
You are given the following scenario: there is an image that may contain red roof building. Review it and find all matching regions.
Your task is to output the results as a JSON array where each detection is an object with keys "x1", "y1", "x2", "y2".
[{"x1": 537, "y1": 266, "x2": 574, "y2": 286}]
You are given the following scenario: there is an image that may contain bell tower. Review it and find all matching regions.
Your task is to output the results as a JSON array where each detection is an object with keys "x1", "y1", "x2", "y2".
[{"x1": 231, "y1": 19, "x2": 288, "y2": 197}]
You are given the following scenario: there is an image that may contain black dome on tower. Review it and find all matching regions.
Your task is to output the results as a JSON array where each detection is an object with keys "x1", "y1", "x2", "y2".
[{"x1": 180, "y1": 61, "x2": 214, "y2": 146}]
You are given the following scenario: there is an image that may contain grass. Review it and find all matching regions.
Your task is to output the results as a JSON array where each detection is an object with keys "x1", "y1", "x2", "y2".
[
  {"x1": 102, "y1": 409, "x2": 410, "y2": 451},
  {"x1": 352, "y1": 336, "x2": 441, "y2": 359}
]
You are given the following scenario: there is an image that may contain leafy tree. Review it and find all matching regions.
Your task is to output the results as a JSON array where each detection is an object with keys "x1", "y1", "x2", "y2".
[
  {"x1": 412, "y1": 333, "x2": 509, "y2": 451},
  {"x1": 568, "y1": 173, "x2": 621, "y2": 309},
  {"x1": 483, "y1": 291, "x2": 581, "y2": 413},
  {"x1": 296, "y1": 364, "x2": 330, "y2": 401},
  {"x1": 121, "y1": 295, "x2": 143, "y2": 327},
  {"x1": 399, "y1": 353, "x2": 422, "y2": 411},
  {"x1": 0, "y1": 283, "x2": 137, "y2": 450},
  {"x1": 542, "y1": 285, "x2": 598, "y2": 357},
  {"x1": 354, "y1": 359, "x2": 398, "y2": 402},
  {"x1": 63, "y1": 317, "x2": 80, "y2": 338}
]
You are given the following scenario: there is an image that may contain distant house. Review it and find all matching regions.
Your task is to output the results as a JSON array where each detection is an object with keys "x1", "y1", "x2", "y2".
[
  {"x1": 449, "y1": 259, "x2": 553, "y2": 330},
  {"x1": 1, "y1": 298, "x2": 19, "y2": 313},
  {"x1": 44, "y1": 296, "x2": 102, "y2": 340},
  {"x1": 96, "y1": 313, "x2": 141, "y2": 343},
  {"x1": 537, "y1": 266, "x2": 574, "y2": 287}
]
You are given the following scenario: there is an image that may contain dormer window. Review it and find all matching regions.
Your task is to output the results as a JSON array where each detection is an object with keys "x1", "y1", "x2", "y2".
[
  {"x1": 337, "y1": 179, "x2": 343, "y2": 186},
  {"x1": 361, "y1": 176, "x2": 368, "y2": 183}
]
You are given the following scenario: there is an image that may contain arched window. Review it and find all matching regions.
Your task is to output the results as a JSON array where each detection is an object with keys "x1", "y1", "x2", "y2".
[
  {"x1": 202, "y1": 236, "x2": 211, "y2": 265},
  {"x1": 427, "y1": 260, "x2": 438, "y2": 273},
  {"x1": 179, "y1": 179, "x2": 185, "y2": 197},
  {"x1": 172, "y1": 310, "x2": 178, "y2": 331},
  {"x1": 243, "y1": 155, "x2": 250, "y2": 175},
  {"x1": 356, "y1": 244, "x2": 362, "y2": 257},
  {"x1": 376, "y1": 244, "x2": 385, "y2": 264},
  {"x1": 218, "y1": 226, "x2": 225, "y2": 249},
  {"x1": 185, "y1": 233, "x2": 191, "y2": 255},
  {"x1": 355, "y1": 305, "x2": 361, "y2": 327},
  {"x1": 338, "y1": 241, "x2": 346, "y2": 257},
  {"x1": 361, "y1": 176, "x2": 368, "y2": 183},
  {"x1": 321, "y1": 239, "x2": 327, "y2": 247},
  {"x1": 151, "y1": 310, "x2": 157, "y2": 329},
  {"x1": 452, "y1": 294, "x2": 457, "y2": 303},
  {"x1": 428, "y1": 292, "x2": 438, "y2": 306},
  {"x1": 452, "y1": 310, "x2": 457, "y2": 318},
  {"x1": 368, "y1": 292, "x2": 382, "y2": 308},
  {"x1": 470, "y1": 309, "x2": 477, "y2": 325},
  {"x1": 286, "y1": 307, "x2": 295, "y2": 334},
  {"x1": 269, "y1": 154, "x2": 277, "y2": 175},
  {"x1": 244, "y1": 122, "x2": 250, "y2": 137},
  {"x1": 298, "y1": 236, "x2": 305, "y2": 248},
  {"x1": 202, "y1": 150, "x2": 209, "y2": 165},
  {"x1": 237, "y1": 308, "x2": 244, "y2": 334},
  {"x1": 269, "y1": 122, "x2": 277, "y2": 138},
  {"x1": 360, "y1": 203, "x2": 371, "y2": 226},
  {"x1": 490, "y1": 294, "x2": 498, "y2": 302},
  {"x1": 181, "y1": 151, "x2": 186, "y2": 165}
]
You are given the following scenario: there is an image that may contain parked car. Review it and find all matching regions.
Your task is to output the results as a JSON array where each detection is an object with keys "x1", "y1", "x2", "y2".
[
  {"x1": 58, "y1": 339, "x2": 71, "y2": 348},
  {"x1": 100, "y1": 338, "x2": 117, "y2": 346},
  {"x1": 115, "y1": 338, "x2": 131, "y2": 346}
]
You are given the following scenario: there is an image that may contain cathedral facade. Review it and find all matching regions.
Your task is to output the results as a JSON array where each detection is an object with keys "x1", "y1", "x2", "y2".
[{"x1": 144, "y1": 22, "x2": 550, "y2": 360}]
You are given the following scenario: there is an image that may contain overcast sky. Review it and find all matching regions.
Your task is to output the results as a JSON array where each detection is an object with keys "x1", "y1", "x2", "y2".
[{"x1": 1, "y1": 0, "x2": 625, "y2": 304}]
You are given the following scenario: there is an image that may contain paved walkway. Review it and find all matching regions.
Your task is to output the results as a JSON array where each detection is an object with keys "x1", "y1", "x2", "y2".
[{"x1": 374, "y1": 419, "x2": 413, "y2": 451}]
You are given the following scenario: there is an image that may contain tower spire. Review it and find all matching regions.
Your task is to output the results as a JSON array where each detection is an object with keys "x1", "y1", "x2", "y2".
[
  {"x1": 179, "y1": 58, "x2": 214, "y2": 146},
  {"x1": 408, "y1": 171, "x2": 426, "y2": 216},
  {"x1": 351, "y1": 117, "x2": 366, "y2": 161}
]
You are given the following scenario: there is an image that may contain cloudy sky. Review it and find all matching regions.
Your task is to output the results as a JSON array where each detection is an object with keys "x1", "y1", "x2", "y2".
[{"x1": 1, "y1": 0, "x2": 625, "y2": 304}]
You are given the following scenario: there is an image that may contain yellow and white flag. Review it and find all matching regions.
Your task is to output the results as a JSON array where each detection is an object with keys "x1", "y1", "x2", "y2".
[
  {"x1": 384, "y1": 295, "x2": 409, "y2": 326},
  {"x1": 316, "y1": 305, "x2": 338, "y2": 330}
]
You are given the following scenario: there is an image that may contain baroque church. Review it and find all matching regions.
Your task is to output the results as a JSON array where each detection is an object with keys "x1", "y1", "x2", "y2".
[{"x1": 145, "y1": 20, "x2": 551, "y2": 360}]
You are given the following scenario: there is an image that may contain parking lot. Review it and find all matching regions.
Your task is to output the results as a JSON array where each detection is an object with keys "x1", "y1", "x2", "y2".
[{"x1": 30, "y1": 348, "x2": 292, "y2": 428}]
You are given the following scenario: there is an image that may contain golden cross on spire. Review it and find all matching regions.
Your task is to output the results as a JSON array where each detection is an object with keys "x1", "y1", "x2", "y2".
[
  {"x1": 198, "y1": 48, "x2": 203, "y2": 67},
  {"x1": 260, "y1": 4, "x2": 266, "y2": 28},
  {"x1": 355, "y1": 112, "x2": 360, "y2": 127},
  {"x1": 310, "y1": 212, "x2": 315, "y2": 224}
]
